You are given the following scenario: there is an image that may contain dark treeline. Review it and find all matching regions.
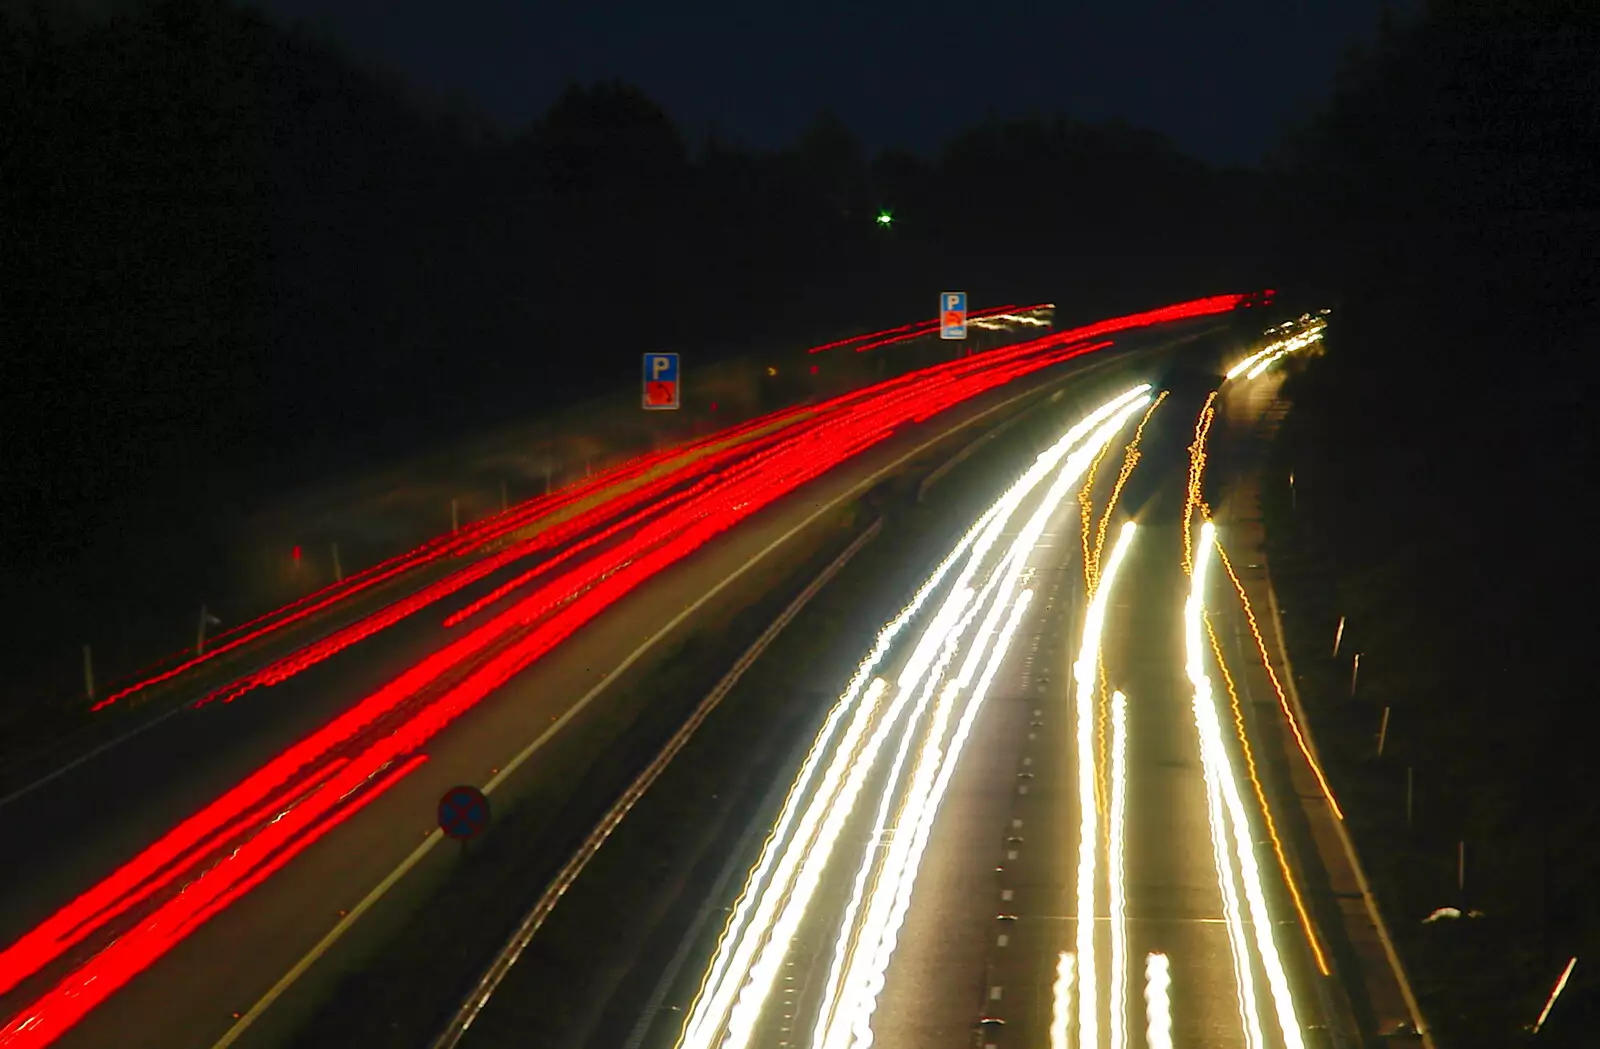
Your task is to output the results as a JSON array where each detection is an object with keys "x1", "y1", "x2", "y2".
[
  {"x1": 1267, "y1": 1, "x2": 1600, "y2": 1043},
  {"x1": 1, "y1": 0, "x2": 1271, "y2": 582},
  {"x1": 3, "y1": 0, "x2": 1597, "y2": 1037}
]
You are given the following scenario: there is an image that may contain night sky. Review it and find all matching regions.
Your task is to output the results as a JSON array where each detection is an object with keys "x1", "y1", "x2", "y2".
[{"x1": 242, "y1": 0, "x2": 1415, "y2": 166}]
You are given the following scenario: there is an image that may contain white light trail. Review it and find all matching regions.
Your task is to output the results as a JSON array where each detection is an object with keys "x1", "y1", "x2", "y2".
[
  {"x1": 681, "y1": 484, "x2": 1022, "y2": 1047},
  {"x1": 1075, "y1": 520, "x2": 1139, "y2": 1049},
  {"x1": 1108, "y1": 690, "x2": 1130, "y2": 1049},
  {"x1": 1197, "y1": 687, "x2": 1263, "y2": 1049},
  {"x1": 1144, "y1": 954, "x2": 1172, "y2": 1049},
  {"x1": 970, "y1": 313, "x2": 1053, "y2": 330},
  {"x1": 678, "y1": 671, "x2": 888, "y2": 1049},
  {"x1": 1051, "y1": 952, "x2": 1077, "y2": 1049},
  {"x1": 1189, "y1": 523, "x2": 1308, "y2": 1049},
  {"x1": 819, "y1": 394, "x2": 1153, "y2": 1049},
  {"x1": 810, "y1": 577, "x2": 992, "y2": 1042},
  {"x1": 679, "y1": 385, "x2": 1152, "y2": 1049},
  {"x1": 831, "y1": 589, "x2": 1035, "y2": 1049},
  {"x1": 716, "y1": 607, "x2": 973, "y2": 1049},
  {"x1": 1225, "y1": 320, "x2": 1325, "y2": 380}
]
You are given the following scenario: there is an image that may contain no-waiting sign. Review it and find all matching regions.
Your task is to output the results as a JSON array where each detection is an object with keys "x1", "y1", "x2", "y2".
[
  {"x1": 643, "y1": 352, "x2": 681, "y2": 410},
  {"x1": 438, "y1": 785, "x2": 490, "y2": 840}
]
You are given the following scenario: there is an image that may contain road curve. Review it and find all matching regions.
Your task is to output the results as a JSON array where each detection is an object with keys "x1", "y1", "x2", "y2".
[{"x1": 0, "y1": 298, "x2": 1247, "y2": 1049}]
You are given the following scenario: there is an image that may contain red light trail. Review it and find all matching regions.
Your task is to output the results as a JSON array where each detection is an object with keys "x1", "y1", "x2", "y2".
[
  {"x1": 805, "y1": 302, "x2": 1043, "y2": 354},
  {"x1": 0, "y1": 292, "x2": 1251, "y2": 1047}
]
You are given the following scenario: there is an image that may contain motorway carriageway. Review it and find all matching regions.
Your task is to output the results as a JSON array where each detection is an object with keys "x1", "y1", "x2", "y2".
[
  {"x1": 0, "y1": 294, "x2": 1253, "y2": 1049},
  {"x1": 633, "y1": 332, "x2": 1343, "y2": 1049}
]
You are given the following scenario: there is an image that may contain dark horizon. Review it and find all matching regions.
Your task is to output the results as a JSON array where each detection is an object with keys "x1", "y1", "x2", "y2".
[
  {"x1": 248, "y1": 0, "x2": 1421, "y2": 167},
  {"x1": 11, "y1": 0, "x2": 1424, "y2": 167},
  {"x1": 2, "y1": 1, "x2": 1599, "y2": 1045}
]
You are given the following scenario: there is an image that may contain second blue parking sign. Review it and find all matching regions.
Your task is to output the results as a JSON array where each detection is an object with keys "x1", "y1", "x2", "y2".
[{"x1": 940, "y1": 292, "x2": 967, "y2": 340}]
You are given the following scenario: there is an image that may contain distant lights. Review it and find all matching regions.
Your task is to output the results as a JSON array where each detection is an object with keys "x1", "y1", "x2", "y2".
[{"x1": 1227, "y1": 313, "x2": 1328, "y2": 380}]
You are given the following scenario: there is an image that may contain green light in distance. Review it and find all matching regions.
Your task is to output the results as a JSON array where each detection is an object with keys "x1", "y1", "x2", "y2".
[{"x1": 875, "y1": 209, "x2": 894, "y2": 227}]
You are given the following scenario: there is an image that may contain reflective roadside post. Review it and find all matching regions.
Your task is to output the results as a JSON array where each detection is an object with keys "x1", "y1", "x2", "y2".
[{"x1": 196, "y1": 604, "x2": 221, "y2": 656}]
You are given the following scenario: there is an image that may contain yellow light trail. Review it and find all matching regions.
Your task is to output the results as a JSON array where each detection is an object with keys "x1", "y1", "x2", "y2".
[
  {"x1": 1181, "y1": 394, "x2": 1217, "y2": 576},
  {"x1": 1203, "y1": 614, "x2": 1331, "y2": 972},
  {"x1": 1190, "y1": 523, "x2": 1308, "y2": 1049},
  {"x1": 1144, "y1": 954, "x2": 1172, "y2": 1049},
  {"x1": 820, "y1": 394, "x2": 1154, "y2": 1049},
  {"x1": 1225, "y1": 320, "x2": 1325, "y2": 381},
  {"x1": 1089, "y1": 393, "x2": 1165, "y2": 832},
  {"x1": 1212, "y1": 540, "x2": 1344, "y2": 821},
  {"x1": 697, "y1": 376, "x2": 1150, "y2": 1016},
  {"x1": 1246, "y1": 331, "x2": 1317, "y2": 380},
  {"x1": 1093, "y1": 391, "x2": 1168, "y2": 578},
  {"x1": 1108, "y1": 690, "x2": 1130, "y2": 1049},
  {"x1": 679, "y1": 384, "x2": 1155, "y2": 1049},
  {"x1": 1051, "y1": 952, "x2": 1077, "y2": 1049},
  {"x1": 1079, "y1": 431, "x2": 1112, "y2": 591},
  {"x1": 1074, "y1": 521, "x2": 1138, "y2": 1049},
  {"x1": 1204, "y1": 615, "x2": 1330, "y2": 975},
  {"x1": 686, "y1": 382, "x2": 1149, "y2": 1044},
  {"x1": 1079, "y1": 436, "x2": 1112, "y2": 825}
]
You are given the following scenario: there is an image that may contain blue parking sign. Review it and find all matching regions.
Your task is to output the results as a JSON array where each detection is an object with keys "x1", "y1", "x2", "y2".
[
  {"x1": 940, "y1": 292, "x2": 967, "y2": 340},
  {"x1": 643, "y1": 352, "x2": 680, "y2": 410}
]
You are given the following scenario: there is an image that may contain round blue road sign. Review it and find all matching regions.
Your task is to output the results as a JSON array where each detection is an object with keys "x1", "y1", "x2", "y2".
[{"x1": 438, "y1": 785, "x2": 490, "y2": 840}]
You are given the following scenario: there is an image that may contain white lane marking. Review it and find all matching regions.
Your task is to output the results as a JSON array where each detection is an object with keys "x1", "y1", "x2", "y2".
[
  {"x1": 1145, "y1": 953, "x2": 1173, "y2": 1049},
  {"x1": 1050, "y1": 952, "x2": 1075, "y2": 1049},
  {"x1": 212, "y1": 367, "x2": 1134, "y2": 1049}
]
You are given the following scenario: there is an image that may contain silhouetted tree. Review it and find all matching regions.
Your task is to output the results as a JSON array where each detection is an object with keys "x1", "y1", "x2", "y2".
[
  {"x1": 1264, "y1": 5, "x2": 1600, "y2": 1043},
  {"x1": 1, "y1": 0, "x2": 1278, "y2": 701}
]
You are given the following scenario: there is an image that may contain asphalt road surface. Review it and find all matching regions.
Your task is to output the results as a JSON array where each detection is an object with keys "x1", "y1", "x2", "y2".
[
  {"x1": 0, "y1": 311, "x2": 1232, "y2": 1049},
  {"x1": 487, "y1": 318, "x2": 1373, "y2": 1049}
]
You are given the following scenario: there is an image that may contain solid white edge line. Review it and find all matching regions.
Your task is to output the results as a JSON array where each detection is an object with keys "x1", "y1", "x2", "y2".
[{"x1": 209, "y1": 345, "x2": 1124, "y2": 1049}]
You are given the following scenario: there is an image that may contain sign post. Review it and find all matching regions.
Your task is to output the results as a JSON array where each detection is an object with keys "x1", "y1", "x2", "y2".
[
  {"x1": 438, "y1": 784, "x2": 491, "y2": 856},
  {"x1": 642, "y1": 352, "x2": 681, "y2": 410},
  {"x1": 940, "y1": 291, "x2": 968, "y2": 340}
]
